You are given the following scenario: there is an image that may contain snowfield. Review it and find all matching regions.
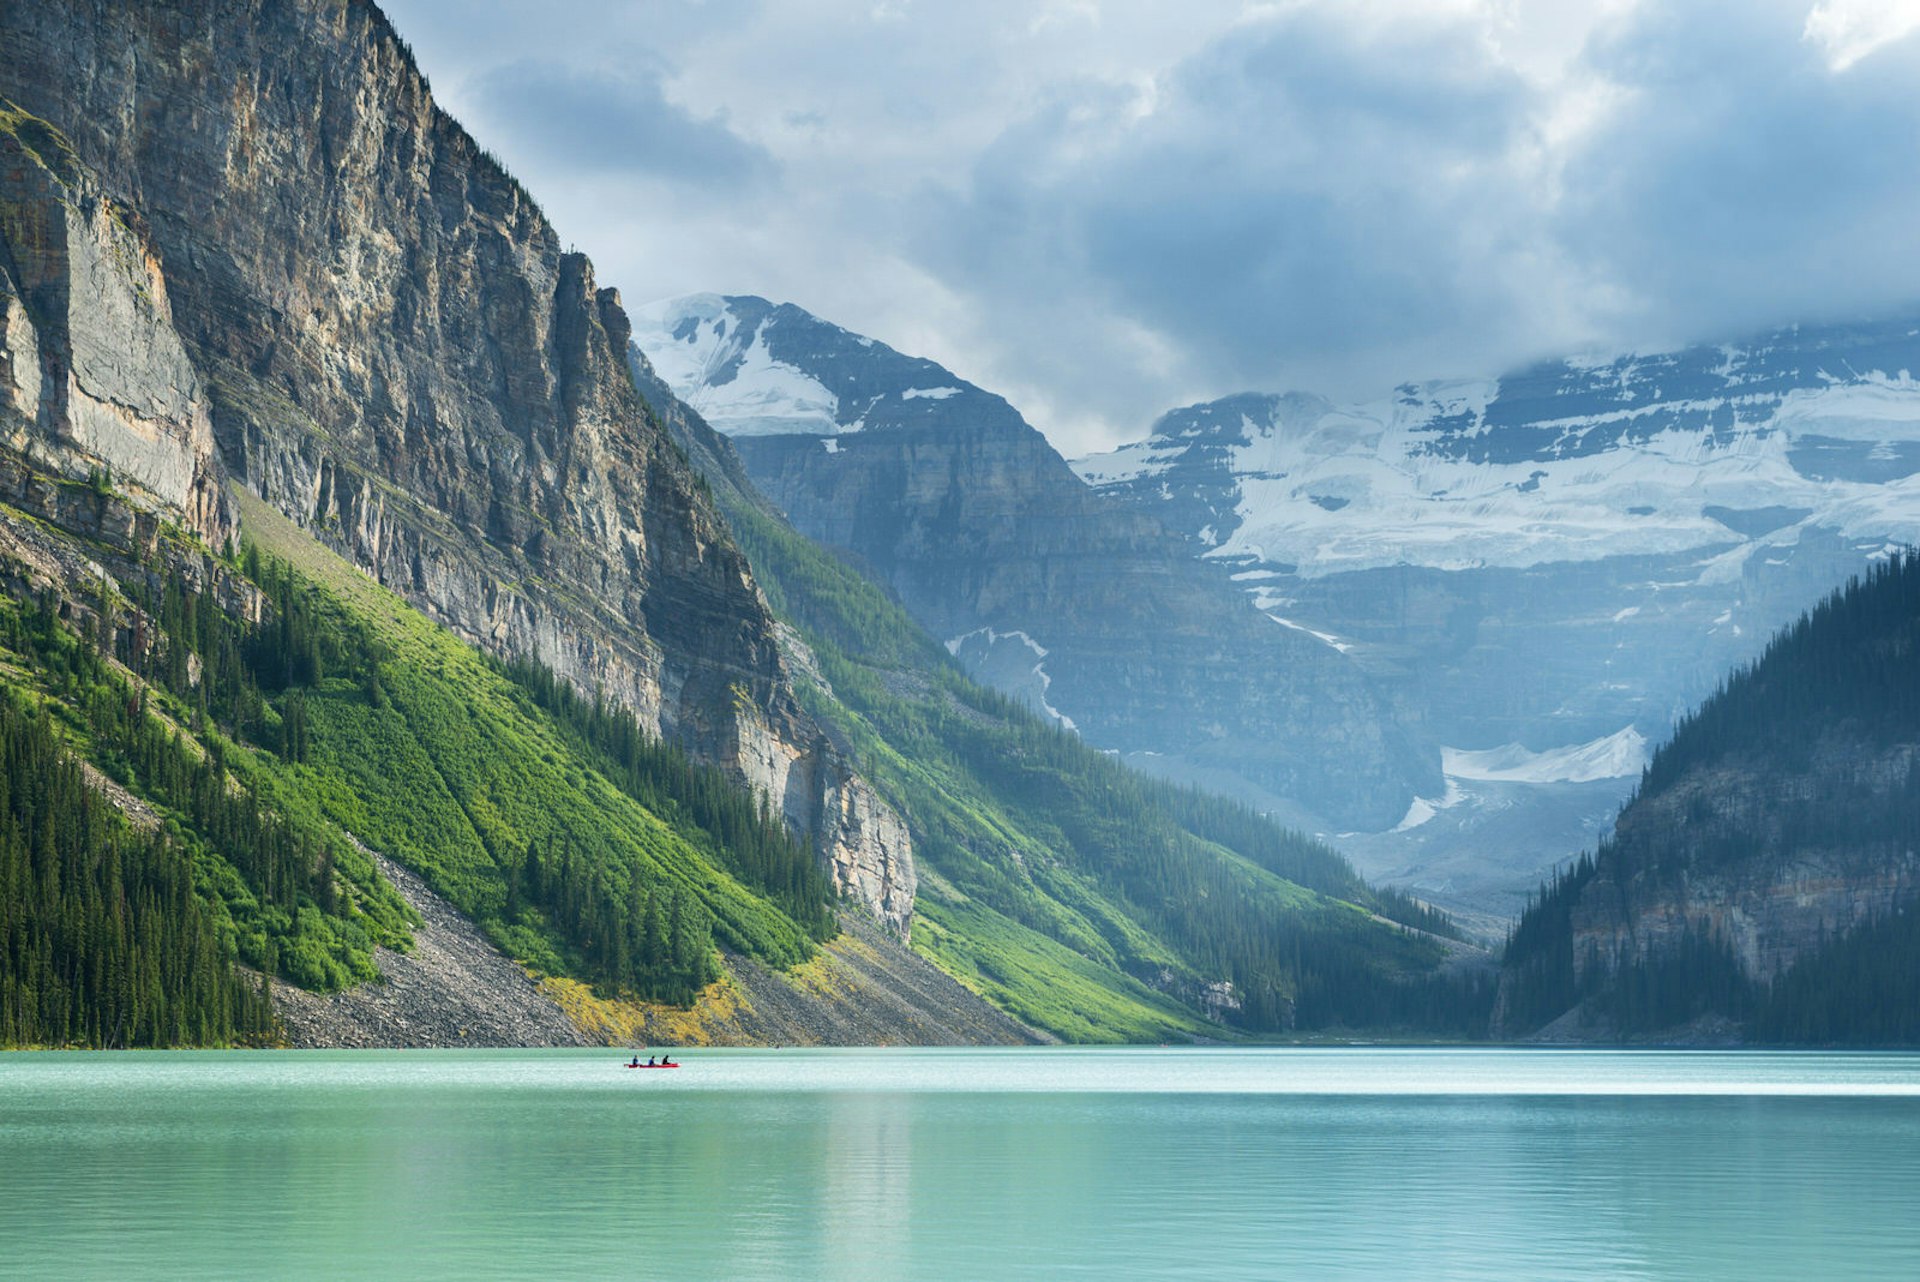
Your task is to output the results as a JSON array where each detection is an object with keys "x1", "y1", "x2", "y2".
[
  {"x1": 632, "y1": 293, "x2": 846, "y2": 436},
  {"x1": 1074, "y1": 370, "x2": 1920, "y2": 580}
]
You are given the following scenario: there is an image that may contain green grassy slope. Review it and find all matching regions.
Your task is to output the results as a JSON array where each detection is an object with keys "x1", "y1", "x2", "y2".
[{"x1": 0, "y1": 479, "x2": 848, "y2": 1044}]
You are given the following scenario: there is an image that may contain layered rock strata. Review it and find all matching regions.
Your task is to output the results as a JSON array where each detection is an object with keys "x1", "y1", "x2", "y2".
[{"x1": 0, "y1": 4, "x2": 912, "y2": 930}]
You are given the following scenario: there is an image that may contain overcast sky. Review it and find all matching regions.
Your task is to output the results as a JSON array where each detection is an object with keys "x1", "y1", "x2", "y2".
[{"x1": 380, "y1": 0, "x2": 1920, "y2": 456}]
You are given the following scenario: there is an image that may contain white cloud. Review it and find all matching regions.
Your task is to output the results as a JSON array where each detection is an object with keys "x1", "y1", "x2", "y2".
[
  {"x1": 380, "y1": 0, "x2": 1920, "y2": 454},
  {"x1": 1804, "y1": 0, "x2": 1920, "y2": 69}
]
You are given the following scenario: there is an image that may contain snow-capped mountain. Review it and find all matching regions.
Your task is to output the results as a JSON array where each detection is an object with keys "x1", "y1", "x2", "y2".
[
  {"x1": 632, "y1": 293, "x2": 1435, "y2": 831},
  {"x1": 1075, "y1": 320, "x2": 1920, "y2": 578},
  {"x1": 1074, "y1": 315, "x2": 1920, "y2": 924},
  {"x1": 632, "y1": 293, "x2": 977, "y2": 438}
]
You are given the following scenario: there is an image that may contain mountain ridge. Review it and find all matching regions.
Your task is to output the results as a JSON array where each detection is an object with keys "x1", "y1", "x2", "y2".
[{"x1": 1074, "y1": 312, "x2": 1920, "y2": 920}]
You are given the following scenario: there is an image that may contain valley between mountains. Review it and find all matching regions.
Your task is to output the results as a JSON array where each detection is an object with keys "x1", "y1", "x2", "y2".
[{"x1": 3, "y1": 0, "x2": 1917, "y2": 1051}]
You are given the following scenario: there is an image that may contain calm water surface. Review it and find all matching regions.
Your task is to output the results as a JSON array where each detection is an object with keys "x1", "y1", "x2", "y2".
[{"x1": 3, "y1": 1047, "x2": 1918, "y2": 1280}]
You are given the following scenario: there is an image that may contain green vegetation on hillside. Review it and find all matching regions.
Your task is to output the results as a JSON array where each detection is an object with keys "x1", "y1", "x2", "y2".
[
  {"x1": 687, "y1": 442, "x2": 1484, "y2": 1040},
  {"x1": 228, "y1": 492, "x2": 830, "y2": 1001},
  {"x1": 0, "y1": 686, "x2": 277, "y2": 1047},
  {"x1": 0, "y1": 579, "x2": 408, "y2": 999},
  {"x1": 500, "y1": 655, "x2": 836, "y2": 942},
  {"x1": 1, "y1": 476, "x2": 861, "y2": 1044}
]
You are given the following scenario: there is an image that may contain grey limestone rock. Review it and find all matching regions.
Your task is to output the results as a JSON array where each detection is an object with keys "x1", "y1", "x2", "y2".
[{"x1": 0, "y1": 1, "x2": 913, "y2": 933}]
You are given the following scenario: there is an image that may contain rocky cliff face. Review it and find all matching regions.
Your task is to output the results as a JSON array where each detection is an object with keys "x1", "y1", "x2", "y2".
[
  {"x1": 0, "y1": 4, "x2": 912, "y2": 932},
  {"x1": 1569, "y1": 742, "x2": 1920, "y2": 987},
  {"x1": 633, "y1": 294, "x2": 1434, "y2": 830},
  {"x1": 0, "y1": 105, "x2": 230, "y2": 548}
]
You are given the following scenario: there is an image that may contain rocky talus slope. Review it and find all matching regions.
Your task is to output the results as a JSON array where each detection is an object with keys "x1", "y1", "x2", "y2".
[
  {"x1": 0, "y1": 1, "x2": 910, "y2": 932},
  {"x1": 274, "y1": 852, "x2": 589, "y2": 1050},
  {"x1": 560, "y1": 908, "x2": 1039, "y2": 1048}
]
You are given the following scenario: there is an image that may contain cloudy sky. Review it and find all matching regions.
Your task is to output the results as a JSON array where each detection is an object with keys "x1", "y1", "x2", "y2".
[{"x1": 381, "y1": 0, "x2": 1920, "y2": 455}]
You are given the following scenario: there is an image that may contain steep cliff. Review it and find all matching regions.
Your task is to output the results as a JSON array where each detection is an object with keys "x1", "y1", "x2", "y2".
[
  {"x1": 0, "y1": 102, "x2": 230, "y2": 548},
  {"x1": 1499, "y1": 554, "x2": 1920, "y2": 1042},
  {"x1": 0, "y1": 2, "x2": 911, "y2": 931},
  {"x1": 633, "y1": 294, "x2": 1434, "y2": 831}
]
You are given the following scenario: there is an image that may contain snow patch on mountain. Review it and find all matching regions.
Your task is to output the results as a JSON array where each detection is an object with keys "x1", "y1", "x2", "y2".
[
  {"x1": 1442, "y1": 727, "x2": 1648, "y2": 785},
  {"x1": 946, "y1": 627, "x2": 1077, "y2": 731},
  {"x1": 1392, "y1": 780, "x2": 1466, "y2": 833},
  {"x1": 632, "y1": 293, "x2": 845, "y2": 437},
  {"x1": 1264, "y1": 612, "x2": 1354, "y2": 654},
  {"x1": 1073, "y1": 347, "x2": 1920, "y2": 579},
  {"x1": 1388, "y1": 729, "x2": 1642, "y2": 834}
]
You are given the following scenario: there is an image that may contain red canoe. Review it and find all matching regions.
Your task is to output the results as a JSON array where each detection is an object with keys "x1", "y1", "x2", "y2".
[{"x1": 623, "y1": 1062, "x2": 680, "y2": 1069}]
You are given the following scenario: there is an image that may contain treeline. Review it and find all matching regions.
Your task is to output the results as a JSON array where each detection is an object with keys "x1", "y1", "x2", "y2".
[
  {"x1": 503, "y1": 835, "x2": 719, "y2": 1005},
  {"x1": 500, "y1": 655, "x2": 836, "y2": 940},
  {"x1": 0, "y1": 690, "x2": 277, "y2": 1047},
  {"x1": 1751, "y1": 903, "x2": 1920, "y2": 1044},
  {"x1": 1643, "y1": 551, "x2": 1920, "y2": 799},
  {"x1": 1507, "y1": 882, "x2": 1920, "y2": 1045}
]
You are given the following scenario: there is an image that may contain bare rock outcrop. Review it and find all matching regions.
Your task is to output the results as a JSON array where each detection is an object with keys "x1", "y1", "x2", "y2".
[
  {"x1": 0, "y1": 107, "x2": 231, "y2": 546},
  {"x1": 1568, "y1": 742, "x2": 1920, "y2": 986}
]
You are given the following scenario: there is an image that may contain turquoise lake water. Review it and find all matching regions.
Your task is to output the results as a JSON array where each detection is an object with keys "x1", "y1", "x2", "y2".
[{"x1": 3, "y1": 1047, "x2": 1918, "y2": 1280}]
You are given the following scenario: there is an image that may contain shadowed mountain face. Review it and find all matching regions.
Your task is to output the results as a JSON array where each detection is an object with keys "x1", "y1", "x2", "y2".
[
  {"x1": 633, "y1": 294, "x2": 1435, "y2": 831},
  {"x1": 1074, "y1": 317, "x2": 1920, "y2": 923},
  {"x1": 0, "y1": 0, "x2": 913, "y2": 930}
]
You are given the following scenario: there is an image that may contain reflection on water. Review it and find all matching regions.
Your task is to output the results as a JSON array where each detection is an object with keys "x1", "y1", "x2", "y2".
[{"x1": 2, "y1": 1048, "x2": 1918, "y2": 1280}]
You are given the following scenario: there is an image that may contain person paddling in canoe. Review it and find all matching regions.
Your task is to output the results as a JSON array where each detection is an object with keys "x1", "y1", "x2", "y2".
[{"x1": 627, "y1": 1055, "x2": 642, "y2": 1068}]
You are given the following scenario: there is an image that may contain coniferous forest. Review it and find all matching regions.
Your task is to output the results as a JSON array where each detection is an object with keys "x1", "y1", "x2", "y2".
[
  {"x1": 1502, "y1": 552, "x2": 1920, "y2": 1042},
  {"x1": 0, "y1": 689, "x2": 277, "y2": 1047}
]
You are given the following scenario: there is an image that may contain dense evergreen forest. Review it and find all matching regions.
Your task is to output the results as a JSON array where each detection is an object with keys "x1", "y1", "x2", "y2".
[
  {"x1": 1503, "y1": 552, "x2": 1920, "y2": 1042},
  {"x1": 0, "y1": 687, "x2": 277, "y2": 1047}
]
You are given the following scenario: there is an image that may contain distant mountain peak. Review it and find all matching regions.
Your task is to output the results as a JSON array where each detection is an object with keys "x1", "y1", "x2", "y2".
[
  {"x1": 632, "y1": 293, "x2": 1020, "y2": 440},
  {"x1": 1074, "y1": 314, "x2": 1920, "y2": 581}
]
